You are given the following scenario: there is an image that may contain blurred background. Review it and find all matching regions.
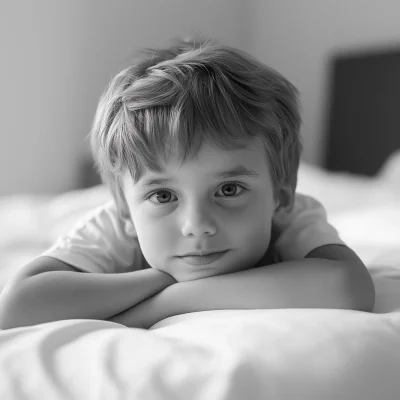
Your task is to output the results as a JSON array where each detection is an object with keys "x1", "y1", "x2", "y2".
[{"x1": 1, "y1": 0, "x2": 400, "y2": 196}]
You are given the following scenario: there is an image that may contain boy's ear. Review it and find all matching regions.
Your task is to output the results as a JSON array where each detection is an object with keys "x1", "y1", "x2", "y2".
[
  {"x1": 274, "y1": 184, "x2": 295, "y2": 215},
  {"x1": 271, "y1": 185, "x2": 295, "y2": 241}
]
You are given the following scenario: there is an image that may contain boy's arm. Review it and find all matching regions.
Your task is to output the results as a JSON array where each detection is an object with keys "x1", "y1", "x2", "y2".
[
  {"x1": 0, "y1": 256, "x2": 175, "y2": 329},
  {"x1": 111, "y1": 244, "x2": 375, "y2": 329}
]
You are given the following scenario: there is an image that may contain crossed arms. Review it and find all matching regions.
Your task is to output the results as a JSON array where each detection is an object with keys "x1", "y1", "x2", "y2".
[
  {"x1": 0, "y1": 244, "x2": 375, "y2": 330},
  {"x1": 107, "y1": 244, "x2": 375, "y2": 329}
]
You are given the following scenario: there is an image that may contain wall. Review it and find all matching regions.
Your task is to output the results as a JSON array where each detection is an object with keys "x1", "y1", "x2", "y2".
[
  {"x1": 4, "y1": 0, "x2": 399, "y2": 195},
  {"x1": 251, "y1": 0, "x2": 400, "y2": 165},
  {"x1": 0, "y1": 0, "x2": 252, "y2": 195}
]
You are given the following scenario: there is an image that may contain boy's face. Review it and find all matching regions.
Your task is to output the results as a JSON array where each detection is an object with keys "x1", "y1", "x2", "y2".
[{"x1": 122, "y1": 135, "x2": 278, "y2": 282}]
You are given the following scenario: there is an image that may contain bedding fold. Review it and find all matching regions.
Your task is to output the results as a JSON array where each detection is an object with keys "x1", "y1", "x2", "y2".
[{"x1": 1, "y1": 309, "x2": 400, "y2": 400}]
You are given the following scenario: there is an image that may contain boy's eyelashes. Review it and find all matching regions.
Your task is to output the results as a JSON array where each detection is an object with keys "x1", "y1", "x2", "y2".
[{"x1": 145, "y1": 182, "x2": 248, "y2": 205}]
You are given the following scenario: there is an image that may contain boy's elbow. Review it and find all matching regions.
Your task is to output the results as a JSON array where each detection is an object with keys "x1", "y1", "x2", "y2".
[
  {"x1": 353, "y1": 277, "x2": 375, "y2": 313},
  {"x1": 341, "y1": 262, "x2": 375, "y2": 312},
  {"x1": 0, "y1": 295, "x2": 17, "y2": 330},
  {"x1": 0, "y1": 277, "x2": 32, "y2": 330}
]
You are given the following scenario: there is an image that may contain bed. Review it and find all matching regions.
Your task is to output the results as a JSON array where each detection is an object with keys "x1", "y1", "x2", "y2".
[{"x1": 1, "y1": 49, "x2": 400, "y2": 399}]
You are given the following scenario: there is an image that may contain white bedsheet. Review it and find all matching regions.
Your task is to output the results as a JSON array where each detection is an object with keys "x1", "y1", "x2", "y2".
[
  {"x1": 1, "y1": 309, "x2": 400, "y2": 400},
  {"x1": 0, "y1": 160, "x2": 399, "y2": 400}
]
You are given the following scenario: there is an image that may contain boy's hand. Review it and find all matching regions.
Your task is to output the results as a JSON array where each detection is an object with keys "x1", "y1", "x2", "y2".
[
  {"x1": 108, "y1": 286, "x2": 173, "y2": 329},
  {"x1": 107, "y1": 269, "x2": 177, "y2": 328}
]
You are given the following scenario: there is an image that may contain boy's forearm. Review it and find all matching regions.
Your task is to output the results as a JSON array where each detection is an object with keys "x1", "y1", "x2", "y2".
[
  {"x1": 157, "y1": 260, "x2": 352, "y2": 314},
  {"x1": 0, "y1": 268, "x2": 175, "y2": 329},
  {"x1": 125, "y1": 259, "x2": 367, "y2": 328}
]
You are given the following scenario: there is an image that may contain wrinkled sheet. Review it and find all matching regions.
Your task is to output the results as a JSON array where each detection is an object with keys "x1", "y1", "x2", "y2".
[
  {"x1": 0, "y1": 160, "x2": 400, "y2": 399},
  {"x1": 1, "y1": 307, "x2": 400, "y2": 400}
]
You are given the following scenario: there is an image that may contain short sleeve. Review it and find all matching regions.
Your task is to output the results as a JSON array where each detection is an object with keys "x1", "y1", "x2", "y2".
[
  {"x1": 273, "y1": 193, "x2": 346, "y2": 261},
  {"x1": 40, "y1": 201, "x2": 143, "y2": 273}
]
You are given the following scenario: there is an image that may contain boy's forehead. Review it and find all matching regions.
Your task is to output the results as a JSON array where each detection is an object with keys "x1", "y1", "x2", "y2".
[
  {"x1": 132, "y1": 137, "x2": 269, "y2": 184},
  {"x1": 158, "y1": 137, "x2": 263, "y2": 167},
  {"x1": 174, "y1": 135, "x2": 262, "y2": 159}
]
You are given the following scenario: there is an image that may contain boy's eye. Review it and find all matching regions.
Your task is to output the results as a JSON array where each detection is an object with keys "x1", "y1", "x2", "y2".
[
  {"x1": 147, "y1": 182, "x2": 246, "y2": 205},
  {"x1": 215, "y1": 183, "x2": 245, "y2": 198},
  {"x1": 148, "y1": 190, "x2": 177, "y2": 204}
]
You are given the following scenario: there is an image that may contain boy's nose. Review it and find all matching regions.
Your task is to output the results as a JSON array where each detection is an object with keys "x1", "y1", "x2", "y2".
[{"x1": 180, "y1": 203, "x2": 217, "y2": 237}]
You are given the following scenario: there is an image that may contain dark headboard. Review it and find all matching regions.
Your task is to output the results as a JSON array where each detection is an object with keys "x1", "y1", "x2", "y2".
[{"x1": 324, "y1": 47, "x2": 400, "y2": 176}]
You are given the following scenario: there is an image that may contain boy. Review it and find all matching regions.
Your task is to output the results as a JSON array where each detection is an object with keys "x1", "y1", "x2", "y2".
[{"x1": 0, "y1": 38, "x2": 375, "y2": 330}]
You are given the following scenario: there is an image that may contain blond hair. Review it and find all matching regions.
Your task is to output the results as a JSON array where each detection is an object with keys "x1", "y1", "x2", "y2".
[{"x1": 90, "y1": 38, "x2": 302, "y2": 218}]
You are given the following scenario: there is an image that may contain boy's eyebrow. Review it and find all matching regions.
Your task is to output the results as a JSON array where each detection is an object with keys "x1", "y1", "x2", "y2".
[
  {"x1": 216, "y1": 165, "x2": 260, "y2": 180},
  {"x1": 139, "y1": 165, "x2": 260, "y2": 187}
]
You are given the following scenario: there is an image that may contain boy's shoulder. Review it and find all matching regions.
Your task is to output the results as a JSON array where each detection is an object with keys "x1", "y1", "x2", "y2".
[
  {"x1": 40, "y1": 200, "x2": 141, "y2": 274},
  {"x1": 73, "y1": 200, "x2": 136, "y2": 237},
  {"x1": 273, "y1": 193, "x2": 326, "y2": 232},
  {"x1": 272, "y1": 193, "x2": 344, "y2": 261},
  {"x1": 293, "y1": 193, "x2": 325, "y2": 211}
]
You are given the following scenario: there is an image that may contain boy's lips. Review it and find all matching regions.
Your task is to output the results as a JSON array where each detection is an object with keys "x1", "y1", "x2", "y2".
[
  {"x1": 178, "y1": 250, "x2": 228, "y2": 257},
  {"x1": 177, "y1": 250, "x2": 229, "y2": 266}
]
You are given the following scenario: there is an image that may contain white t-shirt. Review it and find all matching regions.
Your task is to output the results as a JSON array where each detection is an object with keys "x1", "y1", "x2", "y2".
[{"x1": 40, "y1": 193, "x2": 345, "y2": 273}]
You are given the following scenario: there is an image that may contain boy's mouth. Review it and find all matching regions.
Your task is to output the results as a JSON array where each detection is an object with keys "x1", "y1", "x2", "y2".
[
  {"x1": 179, "y1": 250, "x2": 228, "y2": 257},
  {"x1": 177, "y1": 250, "x2": 229, "y2": 266}
]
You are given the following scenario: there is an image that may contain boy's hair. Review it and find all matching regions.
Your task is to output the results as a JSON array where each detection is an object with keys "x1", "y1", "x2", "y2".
[{"x1": 90, "y1": 37, "x2": 302, "y2": 218}]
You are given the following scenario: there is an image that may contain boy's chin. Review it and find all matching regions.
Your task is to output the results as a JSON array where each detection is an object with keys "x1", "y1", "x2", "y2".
[
  {"x1": 170, "y1": 262, "x2": 258, "y2": 282},
  {"x1": 173, "y1": 268, "x2": 223, "y2": 282}
]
